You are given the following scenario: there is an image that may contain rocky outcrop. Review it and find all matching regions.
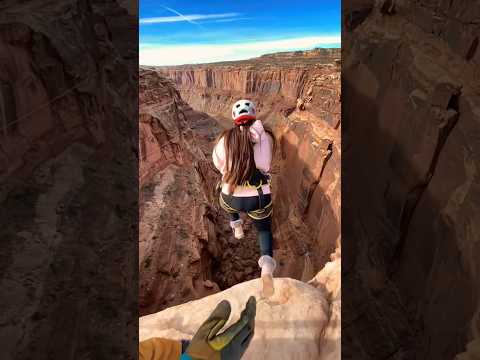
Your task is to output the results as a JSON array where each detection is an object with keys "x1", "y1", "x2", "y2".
[
  {"x1": 139, "y1": 277, "x2": 331, "y2": 360},
  {"x1": 295, "y1": 71, "x2": 341, "y2": 128},
  {"x1": 343, "y1": 1, "x2": 480, "y2": 358},
  {"x1": 309, "y1": 247, "x2": 341, "y2": 360},
  {"x1": 139, "y1": 246, "x2": 341, "y2": 360},
  {"x1": 0, "y1": 1, "x2": 137, "y2": 359},
  {"x1": 139, "y1": 72, "x2": 201, "y2": 185},
  {"x1": 139, "y1": 69, "x2": 217, "y2": 313}
]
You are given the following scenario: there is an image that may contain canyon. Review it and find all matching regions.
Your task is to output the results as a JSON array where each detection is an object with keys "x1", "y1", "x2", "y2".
[
  {"x1": 139, "y1": 48, "x2": 341, "y2": 312},
  {"x1": 343, "y1": 1, "x2": 480, "y2": 359},
  {"x1": 138, "y1": 49, "x2": 341, "y2": 357},
  {"x1": 0, "y1": 0, "x2": 476, "y2": 358}
]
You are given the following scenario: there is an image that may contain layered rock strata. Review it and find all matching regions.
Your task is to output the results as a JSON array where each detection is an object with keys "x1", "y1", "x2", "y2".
[{"x1": 157, "y1": 49, "x2": 340, "y2": 126}]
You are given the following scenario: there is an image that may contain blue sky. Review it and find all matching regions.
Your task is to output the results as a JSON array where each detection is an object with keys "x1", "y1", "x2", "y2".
[{"x1": 140, "y1": 0, "x2": 341, "y2": 66}]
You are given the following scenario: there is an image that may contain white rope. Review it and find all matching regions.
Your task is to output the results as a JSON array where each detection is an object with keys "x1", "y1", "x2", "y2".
[{"x1": 3, "y1": 68, "x2": 102, "y2": 131}]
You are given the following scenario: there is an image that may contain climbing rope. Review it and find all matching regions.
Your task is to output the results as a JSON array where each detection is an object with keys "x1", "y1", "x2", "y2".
[{"x1": 2, "y1": 68, "x2": 103, "y2": 133}]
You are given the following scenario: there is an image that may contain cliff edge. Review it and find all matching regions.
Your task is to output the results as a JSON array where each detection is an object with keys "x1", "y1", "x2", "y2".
[{"x1": 139, "y1": 251, "x2": 341, "y2": 360}]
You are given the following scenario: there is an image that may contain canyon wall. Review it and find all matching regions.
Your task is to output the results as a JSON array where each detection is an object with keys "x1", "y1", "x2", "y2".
[
  {"x1": 157, "y1": 50, "x2": 340, "y2": 124},
  {"x1": 343, "y1": 1, "x2": 480, "y2": 359},
  {"x1": 272, "y1": 68, "x2": 341, "y2": 280},
  {"x1": 0, "y1": 1, "x2": 137, "y2": 359}
]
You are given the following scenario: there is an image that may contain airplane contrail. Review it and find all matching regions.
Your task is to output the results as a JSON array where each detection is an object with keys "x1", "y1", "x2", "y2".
[{"x1": 160, "y1": 5, "x2": 204, "y2": 28}]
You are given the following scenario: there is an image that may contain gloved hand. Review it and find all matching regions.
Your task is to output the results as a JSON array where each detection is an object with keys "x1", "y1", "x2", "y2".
[{"x1": 184, "y1": 296, "x2": 256, "y2": 360}]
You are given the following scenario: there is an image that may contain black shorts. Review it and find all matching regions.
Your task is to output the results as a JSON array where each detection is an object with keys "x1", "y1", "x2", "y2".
[{"x1": 219, "y1": 192, "x2": 273, "y2": 220}]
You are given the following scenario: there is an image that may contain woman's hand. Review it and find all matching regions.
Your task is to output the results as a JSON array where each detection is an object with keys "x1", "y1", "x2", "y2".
[{"x1": 249, "y1": 120, "x2": 265, "y2": 143}]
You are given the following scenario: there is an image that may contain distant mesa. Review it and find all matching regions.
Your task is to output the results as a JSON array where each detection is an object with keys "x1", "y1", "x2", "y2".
[{"x1": 141, "y1": 47, "x2": 341, "y2": 69}]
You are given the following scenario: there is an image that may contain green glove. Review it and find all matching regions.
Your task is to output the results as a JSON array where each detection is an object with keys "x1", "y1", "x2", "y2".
[{"x1": 185, "y1": 296, "x2": 256, "y2": 360}]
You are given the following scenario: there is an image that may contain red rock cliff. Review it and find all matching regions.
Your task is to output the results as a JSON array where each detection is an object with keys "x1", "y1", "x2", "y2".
[
  {"x1": 139, "y1": 70, "x2": 219, "y2": 314},
  {"x1": 343, "y1": 1, "x2": 480, "y2": 358},
  {"x1": 156, "y1": 49, "x2": 340, "y2": 124}
]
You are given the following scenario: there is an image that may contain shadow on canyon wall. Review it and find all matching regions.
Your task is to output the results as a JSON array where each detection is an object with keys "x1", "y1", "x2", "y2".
[
  {"x1": 342, "y1": 63, "x2": 477, "y2": 360},
  {"x1": 270, "y1": 119, "x2": 339, "y2": 279},
  {"x1": 0, "y1": 3, "x2": 138, "y2": 358}
]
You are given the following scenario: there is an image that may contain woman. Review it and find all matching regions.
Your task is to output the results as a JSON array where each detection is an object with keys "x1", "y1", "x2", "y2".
[{"x1": 212, "y1": 99, "x2": 276, "y2": 297}]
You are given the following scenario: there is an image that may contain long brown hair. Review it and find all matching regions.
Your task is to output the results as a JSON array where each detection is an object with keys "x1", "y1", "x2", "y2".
[{"x1": 215, "y1": 121, "x2": 276, "y2": 192}]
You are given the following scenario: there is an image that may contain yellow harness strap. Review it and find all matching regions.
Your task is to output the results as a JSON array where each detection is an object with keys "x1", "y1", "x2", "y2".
[
  {"x1": 219, "y1": 193, "x2": 273, "y2": 220},
  {"x1": 219, "y1": 193, "x2": 239, "y2": 213}
]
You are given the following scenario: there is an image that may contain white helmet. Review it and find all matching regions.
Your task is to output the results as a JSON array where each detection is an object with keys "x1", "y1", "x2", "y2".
[{"x1": 232, "y1": 99, "x2": 256, "y2": 125}]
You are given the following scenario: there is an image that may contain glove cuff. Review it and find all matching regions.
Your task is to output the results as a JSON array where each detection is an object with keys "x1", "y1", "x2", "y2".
[
  {"x1": 181, "y1": 339, "x2": 191, "y2": 354},
  {"x1": 180, "y1": 353, "x2": 193, "y2": 360}
]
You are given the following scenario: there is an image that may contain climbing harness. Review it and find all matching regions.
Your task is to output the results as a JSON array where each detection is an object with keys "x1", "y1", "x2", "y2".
[
  {"x1": 218, "y1": 169, "x2": 273, "y2": 220},
  {"x1": 220, "y1": 192, "x2": 272, "y2": 220}
]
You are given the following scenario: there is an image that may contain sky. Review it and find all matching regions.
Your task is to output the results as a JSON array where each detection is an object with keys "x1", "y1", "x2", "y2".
[{"x1": 139, "y1": 0, "x2": 341, "y2": 66}]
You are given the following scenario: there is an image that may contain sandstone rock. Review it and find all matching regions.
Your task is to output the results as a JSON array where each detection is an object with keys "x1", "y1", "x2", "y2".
[
  {"x1": 140, "y1": 278, "x2": 330, "y2": 360},
  {"x1": 309, "y1": 248, "x2": 341, "y2": 299},
  {"x1": 309, "y1": 248, "x2": 341, "y2": 360},
  {"x1": 456, "y1": 338, "x2": 480, "y2": 360},
  {"x1": 297, "y1": 98, "x2": 306, "y2": 110},
  {"x1": 139, "y1": 70, "x2": 225, "y2": 314},
  {"x1": 203, "y1": 280, "x2": 215, "y2": 289},
  {"x1": 245, "y1": 266, "x2": 254, "y2": 274},
  {"x1": 343, "y1": 1, "x2": 480, "y2": 358}
]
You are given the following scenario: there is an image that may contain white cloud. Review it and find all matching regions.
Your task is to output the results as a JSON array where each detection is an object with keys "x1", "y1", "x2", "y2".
[
  {"x1": 140, "y1": 13, "x2": 241, "y2": 24},
  {"x1": 139, "y1": 35, "x2": 341, "y2": 66}
]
